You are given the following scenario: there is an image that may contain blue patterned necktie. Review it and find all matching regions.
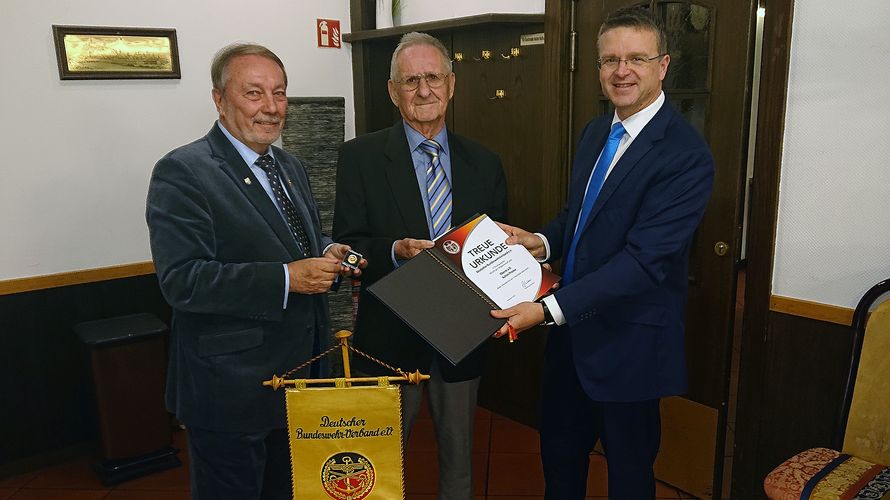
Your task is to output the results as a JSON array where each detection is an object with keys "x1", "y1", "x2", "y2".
[
  {"x1": 563, "y1": 122, "x2": 626, "y2": 285},
  {"x1": 256, "y1": 154, "x2": 311, "y2": 255},
  {"x1": 419, "y1": 139, "x2": 452, "y2": 238}
]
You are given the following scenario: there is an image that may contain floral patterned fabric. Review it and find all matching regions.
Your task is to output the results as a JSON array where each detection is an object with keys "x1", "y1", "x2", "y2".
[
  {"x1": 765, "y1": 448, "x2": 840, "y2": 500},
  {"x1": 764, "y1": 447, "x2": 890, "y2": 499}
]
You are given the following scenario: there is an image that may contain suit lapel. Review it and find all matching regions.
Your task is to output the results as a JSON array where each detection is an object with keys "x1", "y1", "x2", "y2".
[
  {"x1": 206, "y1": 125, "x2": 303, "y2": 258},
  {"x1": 575, "y1": 104, "x2": 673, "y2": 237},
  {"x1": 563, "y1": 118, "x2": 610, "y2": 250},
  {"x1": 383, "y1": 123, "x2": 431, "y2": 238}
]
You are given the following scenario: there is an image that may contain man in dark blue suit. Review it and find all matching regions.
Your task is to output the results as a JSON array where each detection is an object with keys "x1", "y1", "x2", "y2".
[
  {"x1": 491, "y1": 8, "x2": 714, "y2": 499},
  {"x1": 146, "y1": 43, "x2": 363, "y2": 499}
]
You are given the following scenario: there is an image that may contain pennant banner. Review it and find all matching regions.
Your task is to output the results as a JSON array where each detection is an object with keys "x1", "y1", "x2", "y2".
[{"x1": 286, "y1": 382, "x2": 404, "y2": 499}]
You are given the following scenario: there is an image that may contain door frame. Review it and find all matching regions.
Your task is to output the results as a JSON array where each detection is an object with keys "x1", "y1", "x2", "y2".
[
  {"x1": 732, "y1": 0, "x2": 795, "y2": 496},
  {"x1": 541, "y1": 0, "x2": 575, "y2": 218}
]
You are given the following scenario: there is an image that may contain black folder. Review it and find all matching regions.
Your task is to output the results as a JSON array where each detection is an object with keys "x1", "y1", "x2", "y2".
[{"x1": 367, "y1": 249, "x2": 504, "y2": 366}]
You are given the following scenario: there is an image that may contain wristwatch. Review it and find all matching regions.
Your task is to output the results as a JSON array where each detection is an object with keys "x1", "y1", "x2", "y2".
[{"x1": 540, "y1": 298, "x2": 556, "y2": 326}]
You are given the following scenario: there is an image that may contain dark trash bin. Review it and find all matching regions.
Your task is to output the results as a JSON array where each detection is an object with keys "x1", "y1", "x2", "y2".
[{"x1": 75, "y1": 313, "x2": 180, "y2": 485}]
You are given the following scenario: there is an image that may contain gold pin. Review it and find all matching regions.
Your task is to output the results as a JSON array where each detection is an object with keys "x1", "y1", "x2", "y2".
[{"x1": 244, "y1": 177, "x2": 252, "y2": 185}]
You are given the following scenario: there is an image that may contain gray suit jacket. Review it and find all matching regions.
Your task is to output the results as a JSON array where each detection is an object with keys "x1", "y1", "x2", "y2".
[{"x1": 146, "y1": 124, "x2": 332, "y2": 432}]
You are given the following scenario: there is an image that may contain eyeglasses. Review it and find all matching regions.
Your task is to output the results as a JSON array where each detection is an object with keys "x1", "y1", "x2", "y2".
[
  {"x1": 596, "y1": 54, "x2": 666, "y2": 70},
  {"x1": 394, "y1": 72, "x2": 450, "y2": 91}
]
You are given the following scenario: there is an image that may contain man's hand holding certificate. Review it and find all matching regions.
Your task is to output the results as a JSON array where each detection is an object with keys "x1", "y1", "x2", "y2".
[
  {"x1": 435, "y1": 215, "x2": 558, "y2": 310},
  {"x1": 490, "y1": 222, "x2": 560, "y2": 340},
  {"x1": 367, "y1": 214, "x2": 559, "y2": 365}
]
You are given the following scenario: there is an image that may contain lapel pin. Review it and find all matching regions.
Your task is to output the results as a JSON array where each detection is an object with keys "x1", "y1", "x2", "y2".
[{"x1": 244, "y1": 177, "x2": 252, "y2": 185}]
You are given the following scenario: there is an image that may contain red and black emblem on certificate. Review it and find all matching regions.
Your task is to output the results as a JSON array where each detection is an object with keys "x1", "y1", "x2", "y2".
[{"x1": 321, "y1": 452, "x2": 375, "y2": 499}]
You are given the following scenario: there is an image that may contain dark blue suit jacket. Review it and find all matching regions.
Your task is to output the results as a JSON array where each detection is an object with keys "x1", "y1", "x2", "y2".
[
  {"x1": 540, "y1": 101, "x2": 714, "y2": 402},
  {"x1": 146, "y1": 124, "x2": 332, "y2": 432}
]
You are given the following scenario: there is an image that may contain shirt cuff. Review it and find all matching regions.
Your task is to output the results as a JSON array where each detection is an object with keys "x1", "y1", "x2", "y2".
[
  {"x1": 322, "y1": 243, "x2": 336, "y2": 255},
  {"x1": 535, "y1": 233, "x2": 551, "y2": 262},
  {"x1": 282, "y1": 264, "x2": 290, "y2": 309},
  {"x1": 542, "y1": 294, "x2": 566, "y2": 326},
  {"x1": 391, "y1": 241, "x2": 401, "y2": 268}
]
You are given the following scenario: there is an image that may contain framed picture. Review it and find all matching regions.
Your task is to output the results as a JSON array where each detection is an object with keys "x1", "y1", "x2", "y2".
[{"x1": 52, "y1": 25, "x2": 180, "y2": 80}]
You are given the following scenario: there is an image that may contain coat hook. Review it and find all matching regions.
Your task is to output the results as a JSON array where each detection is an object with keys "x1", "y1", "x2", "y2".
[
  {"x1": 473, "y1": 50, "x2": 492, "y2": 62},
  {"x1": 488, "y1": 89, "x2": 506, "y2": 100},
  {"x1": 501, "y1": 47, "x2": 521, "y2": 59}
]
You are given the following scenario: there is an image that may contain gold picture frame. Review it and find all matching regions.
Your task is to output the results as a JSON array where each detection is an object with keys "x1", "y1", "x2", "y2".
[{"x1": 52, "y1": 25, "x2": 180, "y2": 80}]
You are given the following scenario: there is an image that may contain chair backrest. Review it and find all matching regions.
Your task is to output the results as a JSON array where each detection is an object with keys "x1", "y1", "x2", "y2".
[{"x1": 837, "y1": 278, "x2": 890, "y2": 464}]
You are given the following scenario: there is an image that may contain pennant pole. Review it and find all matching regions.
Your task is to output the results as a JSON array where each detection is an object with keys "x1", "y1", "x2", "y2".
[{"x1": 335, "y1": 330, "x2": 352, "y2": 385}]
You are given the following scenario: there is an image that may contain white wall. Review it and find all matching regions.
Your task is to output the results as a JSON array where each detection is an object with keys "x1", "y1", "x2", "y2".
[
  {"x1": 396, "y1": 0, "x2": 544, "y2": 26},
  {"x1": 772, "y1": 0, "x2": 890, "y2": 307},
  {"x1": 0, "y1": 0, "x2": 354, "y2": 280}
]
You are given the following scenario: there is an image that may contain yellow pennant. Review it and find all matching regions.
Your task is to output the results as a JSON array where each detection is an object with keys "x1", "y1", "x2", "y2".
[{"x1": 286, "y1": 382, "x2": 404, "y2": 499}]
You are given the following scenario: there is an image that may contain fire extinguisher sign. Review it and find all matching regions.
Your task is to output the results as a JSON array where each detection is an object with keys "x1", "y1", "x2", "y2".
[{"x1": 317, "y1": 19, "x2": 341, "y2": 48}]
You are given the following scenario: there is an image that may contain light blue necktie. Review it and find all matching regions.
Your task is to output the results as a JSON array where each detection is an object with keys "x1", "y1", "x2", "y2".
[
  {"x1": 419, "y1": 139, "x2": 452, "y2": 238},
  {"x1": 563, "y1": 122, "x2": 626, "y2": 285}
]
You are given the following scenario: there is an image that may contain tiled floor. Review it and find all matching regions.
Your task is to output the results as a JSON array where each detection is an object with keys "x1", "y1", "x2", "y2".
[{"x1": 0, "y1": 403, "x2": 697, "y2": 499}]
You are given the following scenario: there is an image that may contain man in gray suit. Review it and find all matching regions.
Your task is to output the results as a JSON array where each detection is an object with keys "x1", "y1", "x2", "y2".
[{"x1": 146, "y1": 43, "x2": 363, "y2": 500}]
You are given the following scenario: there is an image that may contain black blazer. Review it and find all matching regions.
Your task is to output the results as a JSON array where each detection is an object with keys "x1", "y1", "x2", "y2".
[
  {"x1": 333, "y1": 122, "x2": 507, "y2": 381},
  {"x1": 146, "y1": 124, "x2": 333, "y2": 432}
]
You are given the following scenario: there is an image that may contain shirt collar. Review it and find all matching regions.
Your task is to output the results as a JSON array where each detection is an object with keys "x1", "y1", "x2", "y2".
[
  {"x1": 403, "y1": 121, "x2": 449, "y2": 156},
  {"x1": 612, "y1": 91, "x2": 665, "y2": 140},
  {"x1": 216, "y1": 120, "x2": 274, "y2": 167}
]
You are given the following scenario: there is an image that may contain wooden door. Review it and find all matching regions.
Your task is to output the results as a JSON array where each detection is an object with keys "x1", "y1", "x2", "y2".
[{"x1": 570, "y1": 1, "x2": 755, "y2": 497}]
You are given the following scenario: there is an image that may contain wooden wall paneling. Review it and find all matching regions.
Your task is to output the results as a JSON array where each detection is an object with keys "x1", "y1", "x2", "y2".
[
  {"x1": 441, "y1": 31, "x2": 456, "y2": 134},
  {"x1": 359, "y1": 38, "x2": 402, "y2": 134},
  {"x1": 769, "y1": 295, "x2": 854, "y2": 326},
  {"x1": 541, "y1": 0, "x2": 573, "y2": 219},
  {"x1": 452, "y1": 24, "x2": 545, "y2": 230},
  {"x1": 447, "y1": 24, "x2": 549, "y2": 427},
  {"x1": 350, "y1": 0, "x2": 375, "y2": 32},
  {"x1": 0, "y1": 275, "x2": 171, "y2": 472},
  {"x1": 351, "y1": 40, "x2": 372, "y2": 135},
  {"x1": 754, "y1": 313, "x2": 852, "y2": 484},
  {"x1": 0, "y1": 286, "x2": 95, "y2": 464},
  {"x1": 0, "y1": 263, "x2": 155, "y2": 296},
  {"x1": 504, "y1": 25, "x2": 547, "y2": 231},
  {"x1": 350, "y1": 0, "x2": 373, "y2": 134}
]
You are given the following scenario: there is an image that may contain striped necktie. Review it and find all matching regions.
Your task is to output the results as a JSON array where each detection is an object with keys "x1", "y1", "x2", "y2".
[
  {"x1": 419, "y1": 139, "x2": 452, "y2": 238},
  {"x1": 563, "y1": 122, "x2": 626, "y2": 284}
]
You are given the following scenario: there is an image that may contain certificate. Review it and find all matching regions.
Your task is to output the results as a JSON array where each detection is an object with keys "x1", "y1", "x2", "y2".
[
  {"x1": 367, "y1": 214, "x2": 559, "y2": 365},
  {"x1": 433, "y1": 214, "x2": 558, "y2": 308}
]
